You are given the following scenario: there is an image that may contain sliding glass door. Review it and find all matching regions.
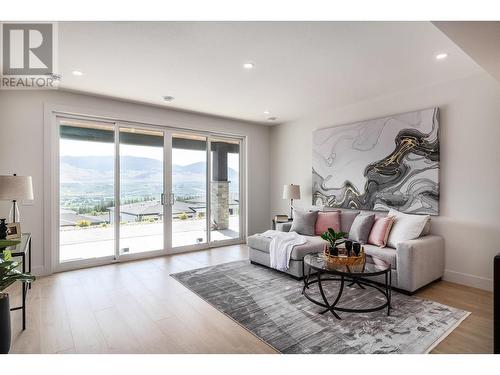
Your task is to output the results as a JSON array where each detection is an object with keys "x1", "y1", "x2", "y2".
[
  {"x1": 169, "y1": 134, "x2": 242, "y2": 249},
  {"x1": 59, "y1": 118, "x2": 117, "y2": 263},
  {"x1": 171, "y1": 133, "x2": 208, "y2": 248},
  {"x1": 57, "y1": 116, "x2": 244, "y2": 268},
  {"x1": 119, "y1": 127, "x2": 165, "y2": 255}
]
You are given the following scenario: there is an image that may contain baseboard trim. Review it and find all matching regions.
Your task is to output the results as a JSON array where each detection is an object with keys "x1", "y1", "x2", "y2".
[
  {"x1": 31, "y1": 265, "x2": 47, "y2": 277},
  {"x1": 443, "y1": 269, "x2": 493, "y2": 291}
]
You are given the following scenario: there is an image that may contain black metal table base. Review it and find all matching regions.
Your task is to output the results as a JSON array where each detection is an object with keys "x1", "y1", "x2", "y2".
[{"x1": 302, "y1": 268, "x2": 392, "y2": 320}]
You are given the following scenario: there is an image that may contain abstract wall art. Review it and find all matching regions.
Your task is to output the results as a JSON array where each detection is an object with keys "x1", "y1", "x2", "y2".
[{"x1": 312, "y1": 108, "x2": 440, "y2": 215}]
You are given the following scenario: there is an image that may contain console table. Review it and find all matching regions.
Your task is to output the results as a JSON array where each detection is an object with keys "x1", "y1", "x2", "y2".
[{"x1": 7, "y1": 233, "x2": 32, "y2": 330}]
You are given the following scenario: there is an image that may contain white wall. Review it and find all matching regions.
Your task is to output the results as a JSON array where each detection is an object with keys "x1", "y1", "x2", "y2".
[
  {"x1": 270, "y1": 72, "x2": 500, "y2": 291},
  {"x1": 0, "y1": 90, "x2": 270, "y2": 276}
]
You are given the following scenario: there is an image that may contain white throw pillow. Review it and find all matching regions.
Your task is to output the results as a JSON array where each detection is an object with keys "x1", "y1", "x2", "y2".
[{"x1": 386, "y1": 209, "x2": 430, "y2": 248}]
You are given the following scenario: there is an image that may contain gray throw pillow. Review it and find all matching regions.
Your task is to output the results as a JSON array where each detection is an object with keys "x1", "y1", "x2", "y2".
[
  {"x1": 290, "y1": 209, "x2": 318, "y2": 236},
  {"x1": 349, "y1": 214, "x2": 375, "y2": 244},
  {"x1": 340, "y1": 210, "x2": 360, "y2": 234}
]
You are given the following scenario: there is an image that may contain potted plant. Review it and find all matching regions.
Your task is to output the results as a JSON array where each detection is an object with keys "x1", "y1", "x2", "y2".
[
  {"x1": 320, "y1": 228, "x2": 348, "y2": 256},
  {"x1": 0, "y1": 256, "x2": 35, "y2": 354}
]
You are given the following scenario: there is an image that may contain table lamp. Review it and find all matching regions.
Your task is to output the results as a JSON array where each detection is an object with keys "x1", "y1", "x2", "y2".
[
  {"x1": 283, "y1": 184, "x2": 300, "y2": 219},
  {"x1": 0, "y1": 175, "x2": 34, "y2": 223}
]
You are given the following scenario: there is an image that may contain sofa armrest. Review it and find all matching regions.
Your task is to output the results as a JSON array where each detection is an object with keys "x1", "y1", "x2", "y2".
[
  {"x1": 276, "y1": 222, "x2": 292, "y2": 232},
  {"x1": 396, "y1": 235, "x2": 445, "y2": 293}
]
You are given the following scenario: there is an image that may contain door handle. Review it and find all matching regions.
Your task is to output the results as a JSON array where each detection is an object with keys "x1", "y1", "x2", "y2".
[{"x1": 161, "y1": 193, "x2": 174, "y2": 206}]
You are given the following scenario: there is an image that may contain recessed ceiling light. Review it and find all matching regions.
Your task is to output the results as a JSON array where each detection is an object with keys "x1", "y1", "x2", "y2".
[
  {"x1": 263, "y1": 110, "x2": 270, "y2": 115},
  {"x1": 435, "y1": 53, "x2": 448, "y2": 60},
  {"x1": 162, "y1": 96, "x2": 175, "y2": 102},
  {"x1": 243, "y1": 62, "x2": 254, "y2": 69},
  {"x1": 267, "y1": 116, "x2": 278, "y2": 122},
  {"x1": 72, "y1": 70, "x2": 84, "y2": 76}
]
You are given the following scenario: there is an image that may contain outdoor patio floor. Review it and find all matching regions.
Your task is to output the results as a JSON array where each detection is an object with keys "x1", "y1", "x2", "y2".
[{"x1": 60, "y1": 217, "x2": 240, "y2": 262}]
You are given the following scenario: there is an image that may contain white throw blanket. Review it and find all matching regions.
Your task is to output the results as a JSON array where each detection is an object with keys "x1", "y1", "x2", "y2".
[{"x1": 261, "y1": 230, "x2": 307, "y2": 271}]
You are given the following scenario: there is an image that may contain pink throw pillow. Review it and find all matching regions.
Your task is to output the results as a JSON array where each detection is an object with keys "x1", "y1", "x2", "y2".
[
  {"x1": 368, "y1": 216, "x2": 395, "y2": 247},
  {"x1": 315, "y1": 211, "x2": 341, "y2": 236}
]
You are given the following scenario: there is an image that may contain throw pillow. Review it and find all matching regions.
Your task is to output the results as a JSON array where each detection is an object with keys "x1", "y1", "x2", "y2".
[
  {"x1": 340, "y1": 210, "x2": 360, "y2": 234},
  {"x1": 386, "y1": 209, "x2": 430, "y2": 248},
  {"x1": 290, "y1": 209, "x2": 318, "y2": 236},
  {"x1": 368, "y1": 216, "x2": 395, "y2": 247},
  {"x1": 421, "y1": 218, "x2": 432, "y2": 236},
  {"x1": 348, "y1": 214, "x2": 375, "y2": 244},
  {"x1": 315, "y1": 211, "x2": 341, "y2": 235}
]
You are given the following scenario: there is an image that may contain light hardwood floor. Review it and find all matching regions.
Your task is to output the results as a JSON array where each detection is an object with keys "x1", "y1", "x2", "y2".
[{"x1": 7, "y1": 245, "x2": 493, "y2": 354}]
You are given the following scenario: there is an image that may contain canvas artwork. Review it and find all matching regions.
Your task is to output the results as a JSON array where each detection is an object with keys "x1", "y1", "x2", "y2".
[{"x1": 312, "y1": 108, "x2": 439, "y2": 215}]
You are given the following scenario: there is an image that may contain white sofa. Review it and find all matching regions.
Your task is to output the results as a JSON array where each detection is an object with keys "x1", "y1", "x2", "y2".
[{"x1": 247, "y1": 208, "x2": 445, "y2": 294}]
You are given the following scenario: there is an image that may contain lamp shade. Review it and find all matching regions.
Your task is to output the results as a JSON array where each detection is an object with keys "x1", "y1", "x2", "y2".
[
  {"x1": 283, "y1": 184, "x2": 301, "y2": 200},
  {"x1": 0, "y1": 176, "x2": 34, "y2": 201}
]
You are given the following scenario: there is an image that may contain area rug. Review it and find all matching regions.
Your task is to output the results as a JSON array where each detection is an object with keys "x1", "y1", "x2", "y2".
[{"x1": 171, "y1": 260, "x2": 470, "y2": 354}]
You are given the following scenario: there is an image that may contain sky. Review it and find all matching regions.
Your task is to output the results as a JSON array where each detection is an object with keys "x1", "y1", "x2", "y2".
[{"x1": 60, "y1": 139, "x2": 239, "y2": 171}]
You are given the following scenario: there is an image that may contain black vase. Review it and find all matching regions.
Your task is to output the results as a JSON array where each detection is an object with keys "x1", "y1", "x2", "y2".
[
  {"x1": 345, "y1": 240, "x2": 353, "y2": 252},
  {"x1": 0, "y1": 219, "x2": 7, "y2": 240},
  {"x1": 345, "y1": 240, "x2": 353, "y2": 256},
  {"x1": 0, "y1": 294, "x2": 11, "y2": 354},
  {"x1": 353, "y1": 242, "x2": 361, "y2": 256}
]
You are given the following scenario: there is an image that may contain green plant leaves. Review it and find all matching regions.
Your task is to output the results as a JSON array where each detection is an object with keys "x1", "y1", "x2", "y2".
[
  {"x1": 0, "y1": 258, "x2": 36, "y2": 292},
  {"x1": 321, "y1": 228, "x2": 349, "y2": 248}
]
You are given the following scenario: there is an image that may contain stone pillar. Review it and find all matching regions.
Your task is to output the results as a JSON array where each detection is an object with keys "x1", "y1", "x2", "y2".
[
  {"x1": 211, "y1": 142, "x2": 230, "y2": 230},
  {"x1": 211, "y1": 181, "x2": 229, "y2": 230}
]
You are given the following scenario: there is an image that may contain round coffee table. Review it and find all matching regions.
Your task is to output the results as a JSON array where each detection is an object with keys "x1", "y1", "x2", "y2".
[{"x1": 302, "y1": 252, "x2": 392, "y2": 319}]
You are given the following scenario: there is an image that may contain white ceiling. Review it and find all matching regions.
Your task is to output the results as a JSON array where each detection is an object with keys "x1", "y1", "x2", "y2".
[
  {"x1": 57, "y1": 21, "x2": 483, "y2": 125},
  {"x1": 433, "y1": 21, "x2": 500, "y2": 83}
]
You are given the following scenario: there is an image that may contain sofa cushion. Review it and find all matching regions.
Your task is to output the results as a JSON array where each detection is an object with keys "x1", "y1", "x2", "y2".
[
  {"x1": 349, "y1": 213, "x2": 375, "y2": 243},
  {"x1": 247, "y1": 234, "x2": 326, "y2": 261},
  {"x1": 315, "y1": 211, "x2": 341, "y2": 235},
  {"x1": 374, "y1": 211, "x2": 388, "y2": 218},
  {"x1": 339, "y1": 210, "x2": 360, "y2": 234},
  {"x1": 363, "y1": 244, "x2": 397, "y2": 269},
  {"x1": 247, "y1": 234, "x2": 271, "y2": 252},
  {"x1": 322, "y1": 206, "x2": 339, "y2": 212},
  {"x1": 276, "y1": 222, "x2": 292, "y2": 232},
  {"x1": 387, "y1": 209, "x2": 430, "y2": 248},
  {"x1": 290, "y1": 209, "x2": 318, "y2": 236},
  {"x1": 421, "y1": 219, "x2": 431, "y2": 236},
  {"x1": 290, "y1": 236, "x2": 327, "y2": 260},
  {"x1": 368, "y1": 215, "x2": 395, "y2": 247}
]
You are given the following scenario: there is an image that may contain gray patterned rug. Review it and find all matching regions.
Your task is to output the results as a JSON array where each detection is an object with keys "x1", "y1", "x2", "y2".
[{"x1": 171, "y1": 260, "x2": 470, "y2": 354}]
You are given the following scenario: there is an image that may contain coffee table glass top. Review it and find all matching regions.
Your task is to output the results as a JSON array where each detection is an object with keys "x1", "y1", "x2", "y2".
[{"x1": 303, "y1": 252, "x2": 390, "y2": 276}]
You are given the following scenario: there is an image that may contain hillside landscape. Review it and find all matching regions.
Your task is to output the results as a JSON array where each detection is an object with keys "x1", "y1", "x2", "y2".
[{"x1": 60, "y1": 155, "x2": 238, "y2": 212}]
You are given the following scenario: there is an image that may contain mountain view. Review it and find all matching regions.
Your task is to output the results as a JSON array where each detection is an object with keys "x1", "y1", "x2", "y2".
[{"x1": 60, "y1": 155, "x2": 239, "y2": 213}]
